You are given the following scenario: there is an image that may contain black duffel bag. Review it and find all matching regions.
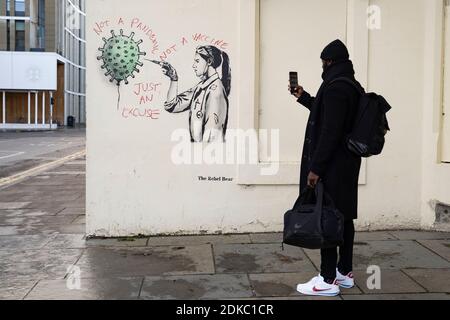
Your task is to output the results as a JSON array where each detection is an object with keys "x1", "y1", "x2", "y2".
[{"x1": 283, "y1": 181, "x2": 345, "y2": 250}]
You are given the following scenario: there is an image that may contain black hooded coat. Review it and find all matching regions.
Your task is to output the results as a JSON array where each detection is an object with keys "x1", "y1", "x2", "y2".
[{"x1": 297, "y1": 40, "x2": 363, "y2": 220}]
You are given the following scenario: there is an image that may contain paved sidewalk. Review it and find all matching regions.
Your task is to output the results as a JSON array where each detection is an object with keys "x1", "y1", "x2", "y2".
[{"x1": 0, "y1": 155, "x2": 449, "y2": 300}]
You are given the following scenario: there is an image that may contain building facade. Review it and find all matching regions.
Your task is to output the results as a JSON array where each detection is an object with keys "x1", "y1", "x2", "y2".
[
  {"x1": 0, "y1": 0, "x2": 86, "y2": 129},
  {"x1": 86, "y1": 0, "x2": 450, "y2": 237}
]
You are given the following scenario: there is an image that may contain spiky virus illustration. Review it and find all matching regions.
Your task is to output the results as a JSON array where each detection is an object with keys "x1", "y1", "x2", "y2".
[{"x1": 97, "y1": 29, "x2": 146, "y2": 85}]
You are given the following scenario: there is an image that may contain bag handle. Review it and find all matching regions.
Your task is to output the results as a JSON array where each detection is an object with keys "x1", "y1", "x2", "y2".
[
  {"x1": 314, "y1": 181, "x2": 325, "y2": 234},
  {"x1": 313, "y1": 181, "x2": 338, "y2": 234},
  {"x1": 293, "y1": 186, "x2": 316, "y2": 210}
]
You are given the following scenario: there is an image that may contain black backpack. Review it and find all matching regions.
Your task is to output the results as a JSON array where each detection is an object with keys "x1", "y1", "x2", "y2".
[
  {"x1": 331, "y1": 78, "x2": 392, "y2": 158},
  {"x1": 283, "y1": 181, "x2": 344, "y2": 250}
]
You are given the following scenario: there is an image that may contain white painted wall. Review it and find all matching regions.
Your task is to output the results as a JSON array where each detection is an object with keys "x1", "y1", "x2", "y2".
[
  {"x1": 442, "y1": 1, "x2": 450, "y2": 163},
  {"x1": 86, "y1": 0, "x2": 450, "y2": 237},
  {"x1": 420, "y1": 0, "x2": 450, "y2": 230},
  {"x1": 0, "y1": 52, "x2": 58, "y2": 90}
]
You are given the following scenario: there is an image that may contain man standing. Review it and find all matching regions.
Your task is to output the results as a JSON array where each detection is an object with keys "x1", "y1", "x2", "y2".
[{"x1": 290, "y1": 40, "x2": 363, "y2": 296}]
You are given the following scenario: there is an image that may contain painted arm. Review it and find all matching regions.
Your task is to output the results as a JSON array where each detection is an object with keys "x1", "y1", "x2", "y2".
[
  {"x1": 203, "y1": 88, "x2": 228, "y2": 143},
  {"x1": 159, "y1": 61, "x2": 194, "y2": 113},
  {"x1": 164, "y1": 87, "x2": 195, "y2": 114}
]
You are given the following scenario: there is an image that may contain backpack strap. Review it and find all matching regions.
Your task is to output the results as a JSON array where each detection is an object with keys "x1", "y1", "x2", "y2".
[{"x1": 329, "y1": 77, "x2": 364, "y2": 95}]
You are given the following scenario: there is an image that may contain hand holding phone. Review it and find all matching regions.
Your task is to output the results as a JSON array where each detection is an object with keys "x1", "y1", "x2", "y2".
[
  {"x1": 289, "y1": 72, "x2": 303, "y2": 98},
  {"x1": 289, "y1": 72, "x2": 299, "y2": 94}
]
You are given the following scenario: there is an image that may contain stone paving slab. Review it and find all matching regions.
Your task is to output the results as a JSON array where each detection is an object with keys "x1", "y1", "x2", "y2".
[
  {"x1": 18, "y1": 178, "x2": 85, "y2": 187},
  {"x1": 9, "y1": 183, "x2": 85, "y2": 192},
  {"x1": 417, "y1": 240, "x2": 450, "y2": 261},
  {"x1": 57, "y1": 207, "x2": 86, "y2": 216},
  {"x1": 22, "y1": 200, "x2": 85, "y2": 210},
  {"x1": 43, "y1": 224, "x2": 86, "y2": 235},
  {"x1": 352, "y1": 240, "x2": 450, "y2": 269},
  {"x1": 249, "y1": 233, "x2": 283, "y2": 244},
  {"x1": 19, "y1": 194, "x2": 82, "y2": 202},
  {"x1": 0, "y1": 247, "x2": 83, "y2": 264},
  {"x1": 147, "y1": 234, "x2": 252, "y2": 246},
  {"x1": 25, "y1": 277, "x2": 143, "y2": 300},
  {"x1": 402, "y1": 269, "x2": 450, "y2": 293},
  {"x1": 0, "y1": 202, "x2": 31, "y2": 210},
  {"x1": 389, "y1": 231, "x2": 450, "y2": 240},
  {"x1": 342, "y1": 293, "x2": 450, "y2": 300},
  {"x1": 0, "y1": 262, "x2": 74, "y2": 281},
  {"x1": 74, "y1": 245, "x2": 215, "y2": 278},
  {"x1": 249, "y1": 272, "x2": 362, "y2": 298},
  {"x1": 71, "y1": 215, "x2": 85, "y2": 225},
  {"x1": 213, "y1": 244, "x2": 316, "y2": 274},
  {"x1": 44, "y1": 234, "x2": 87, "y2": 249},
  {"x1": 249, "y1": 232, "x2": 398, "y2": 244},
  {"x1": 0, "y1": 278, "x2": 38, "y2": 300},
  {"x1": 0, "y1": 193, "x2": 29, "y2": 202},
  {"x1": 0, "y1": 223, "x2": 85, "y2": 236},
  {"x1": 304, "y1": 240, "x2": 450, "y2": 271},
  {"x1": 141, "y1": 274, "x2": 253, "y2": 300},
  {"x1": 0, "y1": 214, "x2": 78, "y2": 227},
  {"x1": 353, "y1": 270, "x2": 426, "y2": 294},
  {"x1": 0, "y1": 248, "x2": 84, "y2": 281},
  {"x1": 86, "y1": 237, "x2": 148, "y2": 248},
  {"x1": 0, "y1": 208, "x2": 64, "y2": 217},
  {"x1": 0, "y1": 235, "x2": 53, "y2": 250},
  {"x1": 355, "y1": 231, "x2": 397, "y2": 241}
]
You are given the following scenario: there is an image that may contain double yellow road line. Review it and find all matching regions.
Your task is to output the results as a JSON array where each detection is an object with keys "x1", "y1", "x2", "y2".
[{"x1": 0, "y1": 150, "x2": 86, "y2": 188}]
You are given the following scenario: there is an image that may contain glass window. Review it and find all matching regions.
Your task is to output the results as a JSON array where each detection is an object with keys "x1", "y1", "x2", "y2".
[
  {"x1": 38, "y1": 0, "x2": 46, "y2": 49},
  {"x1": 15, "y1": 20, "x2": 26, "y2": 51},
  {"x1": 6, "y1": 0, "x2": 11, "y2": 16},
  {"x1": 15, "y1": 0, "x2": 26, "y2": 17}
]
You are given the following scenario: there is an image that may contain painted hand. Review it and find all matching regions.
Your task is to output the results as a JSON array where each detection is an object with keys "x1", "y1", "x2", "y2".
[{"x1": 161, "y1": 62, "x2": 178, "y2": 81}]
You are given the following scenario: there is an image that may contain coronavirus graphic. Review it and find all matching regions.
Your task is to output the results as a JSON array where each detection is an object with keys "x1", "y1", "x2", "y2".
[{"x1": 97, "y1": 29, "x2": 146, "y2": 85}]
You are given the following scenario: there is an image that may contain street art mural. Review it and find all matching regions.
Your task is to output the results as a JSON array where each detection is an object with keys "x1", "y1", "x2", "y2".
[
  {"x1": 150, "y1": 46, "x2": 231, "y2": 143},
  {"x1": 94, "y1": 18, "x2": 231, "y2": 143},
  {"x1": 97, "y1": 29, "x2": 147, "y2": 109}
]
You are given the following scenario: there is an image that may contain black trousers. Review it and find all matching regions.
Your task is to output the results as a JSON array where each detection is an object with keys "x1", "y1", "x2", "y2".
[{"x1": 320, "y1": 220, "x2": 355, "y2": 281}]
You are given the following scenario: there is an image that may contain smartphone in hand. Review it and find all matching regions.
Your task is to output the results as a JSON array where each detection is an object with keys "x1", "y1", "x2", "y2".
[{"x1": 289, "y1": 72, "x2": 299, "y2": 94}]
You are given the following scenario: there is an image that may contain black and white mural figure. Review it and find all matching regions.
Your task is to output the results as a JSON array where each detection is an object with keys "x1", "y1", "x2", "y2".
[{"x1": 152, "y1": 45, "x2": 231, "y2": 143}]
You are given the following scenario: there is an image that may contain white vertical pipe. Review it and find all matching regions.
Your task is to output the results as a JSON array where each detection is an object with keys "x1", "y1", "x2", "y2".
[
  {"x1": 2, "y1": 91, "x2": 5, "y2": 124},
  {"x1": 28, "y1": 91, "x2": 31, "y2": 124},
  {"x1": 42, "y1": 91, "x2": 46, "y2": 125},
  {"x1": 35, "y1": 92, "x2": 38, "y2": 125}
]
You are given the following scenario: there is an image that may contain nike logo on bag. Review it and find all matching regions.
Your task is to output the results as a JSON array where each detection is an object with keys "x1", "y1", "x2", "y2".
[{"x1": 312, "y1": 287, "x2": 331, "y2": 292}]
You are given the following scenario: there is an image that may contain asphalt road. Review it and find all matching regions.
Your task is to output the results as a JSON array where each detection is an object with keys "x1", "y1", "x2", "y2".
[{"x1": 0, "y1": 128, "x2": 86, "y2": 178}]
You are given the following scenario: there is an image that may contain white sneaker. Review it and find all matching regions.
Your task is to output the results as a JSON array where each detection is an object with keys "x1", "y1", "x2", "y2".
[
  {"x1": 336, "y1": 269, "x2": 355, "y2": 289},
  {"x1": 296, "y1": 275, "x2": 340, "y2": 297}
]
